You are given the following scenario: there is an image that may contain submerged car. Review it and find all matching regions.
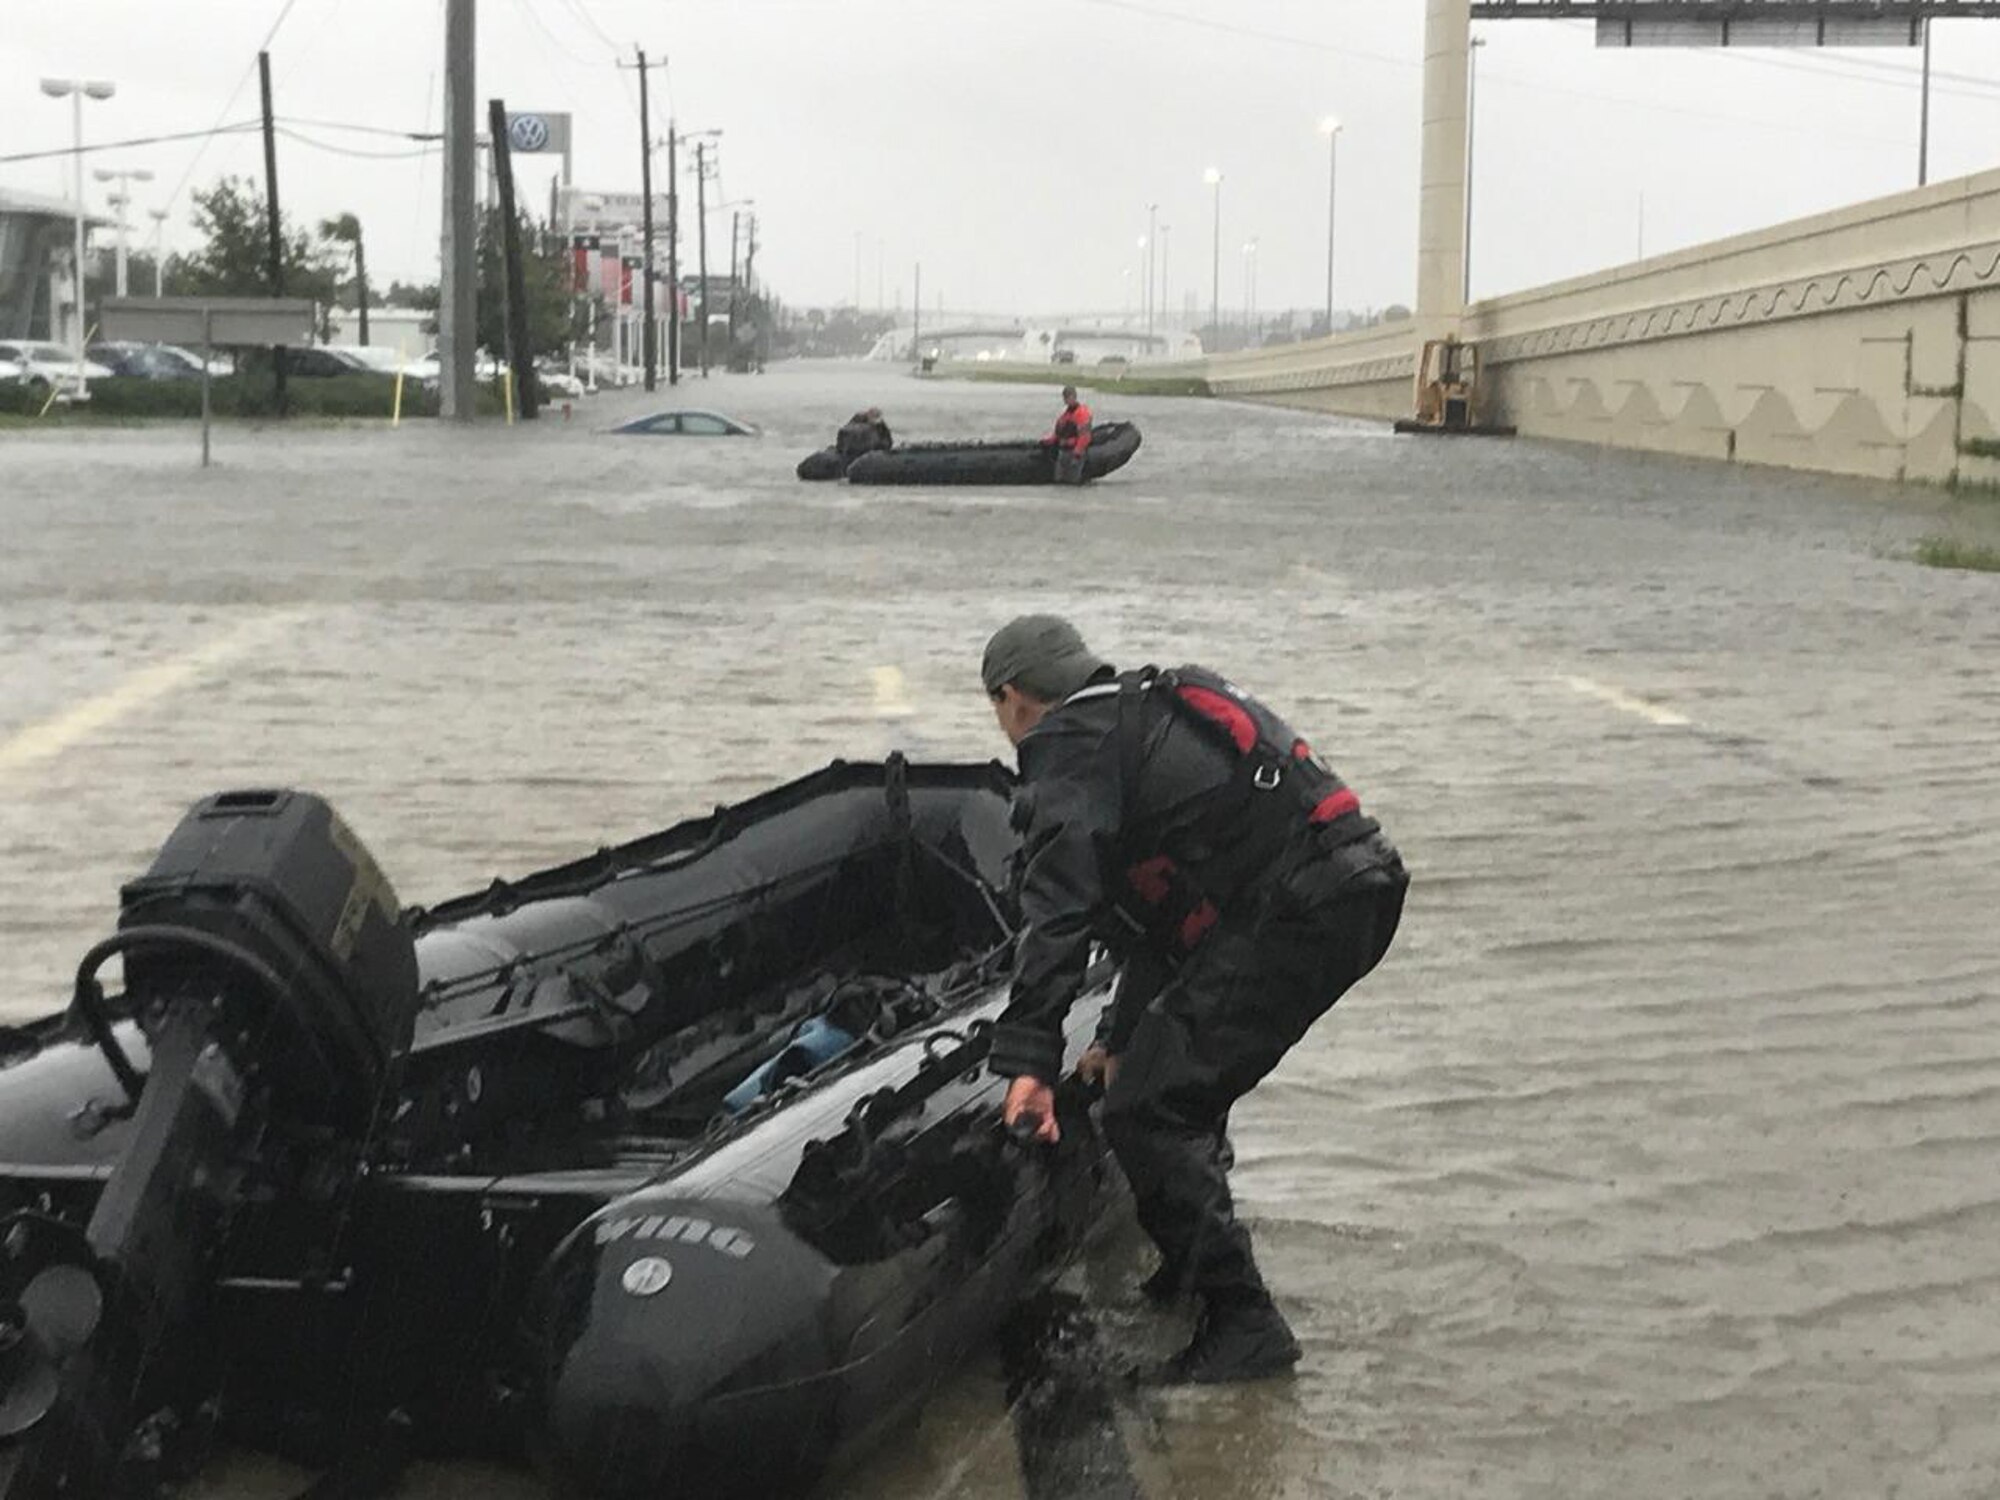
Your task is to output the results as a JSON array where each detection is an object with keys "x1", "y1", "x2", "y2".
[{"x1": 613, "y1": 408, "x2": 758, "y2": 437}]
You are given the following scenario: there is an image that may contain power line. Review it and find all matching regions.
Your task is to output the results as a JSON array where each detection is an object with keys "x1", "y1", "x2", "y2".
[
  {"x1": 1067, "y1": 0, "x2": 1419, "y2": 67},
  {"x1": 555, "y1": 0, "x2": 624, "y2": 55},
  {"x1": 281, "y1": 115, "x2": 443, "y2": 140},
  {"x1": 276, "y1": 127, "x2": 438, "y2": 160},
  {"x1": 162, "y1": 0, "x2": 306, "y2": 211},
  {"x1": 512, "y1": 0, "x2": 601, "y2": 68},
  {"x1": 0, "y1": 122, "x2": 262, "y2": 167}
]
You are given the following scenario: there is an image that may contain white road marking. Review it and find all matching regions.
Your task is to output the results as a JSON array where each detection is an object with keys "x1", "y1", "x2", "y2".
[
  {"x1": 871, "y1": 665, "x2": 916, "y2": 721},
  {"x1": 0, "y1": 609, "x2": 313, "y2": 777},
  {"x1": 1559, "y1": 674, "x2": 1692, "y2": 728}
]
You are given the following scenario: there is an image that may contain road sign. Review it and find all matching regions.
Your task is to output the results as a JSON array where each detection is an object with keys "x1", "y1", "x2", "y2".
[
  {"x1": 101, "y1": 296, "x2": 316, "y2": 348},
  {"x1": 100, "y1": 296, "x2": 319, "y2": 468}
]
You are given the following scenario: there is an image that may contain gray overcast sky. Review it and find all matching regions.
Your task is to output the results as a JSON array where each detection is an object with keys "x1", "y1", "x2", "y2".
[{"x1": 6, "y1": 1, "x2": 2000, "y2": 320}]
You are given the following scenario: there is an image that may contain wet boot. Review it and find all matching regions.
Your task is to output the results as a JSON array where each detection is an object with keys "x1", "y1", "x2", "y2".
[{"x1": 1142, "y1": 1294, "x2": 1301, "y2": 1386}]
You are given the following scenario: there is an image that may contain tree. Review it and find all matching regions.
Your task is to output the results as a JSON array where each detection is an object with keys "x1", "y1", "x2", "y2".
[
  {"x1": 383, "y1": 280, "x2": 439, "y2": 311},
  {"x1": 167, "y1": 177, "x2": 340, "y2": 319},
  {"x1": 319, "y1": 212, "x2": 369, "y2": 345},
  {"x1": 474, "y1": 207, "x2": 585, "y2": 361}
]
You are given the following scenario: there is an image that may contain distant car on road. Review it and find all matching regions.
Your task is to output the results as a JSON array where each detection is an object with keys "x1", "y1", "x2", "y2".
[
  {"x1": 88, "y1": 342, "x2": 205, "y2": 380},
  {"x1": 0, "y1": 340, "x2": 116, "y2": 393},
  {"x1": 612, "y1": 410, "x2": 758, "y2": 437}
]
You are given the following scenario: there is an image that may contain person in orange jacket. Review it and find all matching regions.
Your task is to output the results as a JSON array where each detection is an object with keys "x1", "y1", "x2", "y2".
[{"x1": 1044, "y1": 385, "x2": 1092, "y2": 484}]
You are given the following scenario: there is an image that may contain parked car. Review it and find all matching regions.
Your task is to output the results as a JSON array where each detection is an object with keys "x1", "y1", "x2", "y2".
[
  {"x1": 337, "y1": 345, "x2": 423, "y2": 377},
  {"x1": 612, "y1": 409, "x2": 758, "y2": 437},
  {"x1": 0, "y1": 341, "x2": 117, "y2": 393},
  {"x1": 277, "y1": 346, "x2": 374, "y2": 378},
  {"x1": 87, "y1": 342, "x2": 204, "y2": 380},
  {"x1": 535, "y1": 362, "x2": 585, "y2": 400},
  {"x1": 0, "y1": 354, "x2": 24, "y2": 385}
]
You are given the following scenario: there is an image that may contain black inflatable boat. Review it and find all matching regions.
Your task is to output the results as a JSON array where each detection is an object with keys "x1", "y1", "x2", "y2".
[
  {"x1": 797, "y1": 422, "x2": 1142, "y2": 486},
  {"x1": 0, "y1": 760, "x2": 1116, "y2": 1498}
]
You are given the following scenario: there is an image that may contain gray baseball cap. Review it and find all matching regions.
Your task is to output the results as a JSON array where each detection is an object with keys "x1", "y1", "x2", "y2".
[{"x1": 981, "y1": 615, "x2": 1107, "y2": 700}]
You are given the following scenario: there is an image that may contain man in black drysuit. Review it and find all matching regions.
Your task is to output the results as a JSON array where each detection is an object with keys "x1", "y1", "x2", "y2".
[{"x1": 982, "y1": 615, "x2": 1407, "y2": 1383}]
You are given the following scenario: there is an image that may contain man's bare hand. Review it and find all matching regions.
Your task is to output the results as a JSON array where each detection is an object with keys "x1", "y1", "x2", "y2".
[
  {"x1": 1076, "y1": 1042, "x2": 1118, "y2": 1090},
  {"x1": 1002, "y1": 1076, "x2": 1060, "y2": 1145}
]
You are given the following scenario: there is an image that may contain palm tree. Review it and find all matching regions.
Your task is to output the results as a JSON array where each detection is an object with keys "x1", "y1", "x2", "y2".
[{"x1": 318, "y1": 212, "x2": 369, "y2": 345}]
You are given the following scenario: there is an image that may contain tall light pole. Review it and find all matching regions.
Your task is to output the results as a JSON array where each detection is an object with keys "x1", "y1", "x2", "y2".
[
  {"x1": 40, "y1": 78, "x2": 115, "y2": 397},
  {"x1": 93, "y1": 166, "x2": 153, "y2": 298},
  {"x1": 1241, "y1": 238, "x2": 1259, "y2": 342},
  {"x1": 147, "y1": 207, "x2": 168, "y2": 296},
  {"x1": 1136, "y1": 236, "x2": 1148, "y2": 334},
  {"x1": 1158, "y1": 223, "x2": 1171, "y2": 336},
  {"x1": 1319, "y1": 116, "x2": 1342, "y2": 336},
  {"x1": 1465, "y1": 35, "x2": 1486, "y2": 305},
  {"x1": 1203, "y1": 167, "x2": 1222, "y2": 348},
  {"x1": 1144, "y1": 200, "x2": 1158, "y2": 344}
]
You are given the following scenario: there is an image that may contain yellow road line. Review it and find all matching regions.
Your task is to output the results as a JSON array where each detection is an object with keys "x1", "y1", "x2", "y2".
[
  {"x1": 1559, "y1": 673, "x2": 1692, "y2": 728},
  {"x1": 0, "y1": 610, "x2": 313, "y2": 777}
]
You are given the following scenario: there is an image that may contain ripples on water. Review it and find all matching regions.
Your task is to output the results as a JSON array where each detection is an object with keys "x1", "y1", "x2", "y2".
[{"x1": 4, "y1": 365, "x2": 1998, "y2": 1497}]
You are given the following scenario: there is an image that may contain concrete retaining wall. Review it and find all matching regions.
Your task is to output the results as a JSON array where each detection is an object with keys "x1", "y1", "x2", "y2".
[{"x1": 1174, "y1": 168, "x2": 2000, "y2": 488}]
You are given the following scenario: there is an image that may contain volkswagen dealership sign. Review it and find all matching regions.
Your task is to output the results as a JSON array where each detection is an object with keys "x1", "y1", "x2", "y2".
[{"x1": 502, "y1": 111, "x2": 570, "y2": 156}]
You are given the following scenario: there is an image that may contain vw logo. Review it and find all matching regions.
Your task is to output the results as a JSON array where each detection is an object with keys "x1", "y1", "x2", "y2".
[
  {"x1": 508, "y1": 114, "x2": 550, "y2": 152},
  {"x1": 621, "y1": 1256, "x2": 673, "y2": 1297}
]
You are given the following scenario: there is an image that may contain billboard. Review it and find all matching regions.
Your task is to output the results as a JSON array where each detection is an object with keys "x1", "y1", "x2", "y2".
[
  {"x1": 560, "y1": 187, "x2": 673, "y2": 234},
  {"x1": 1468, "y1": 2, "x2": 2000, "y2": 46}
]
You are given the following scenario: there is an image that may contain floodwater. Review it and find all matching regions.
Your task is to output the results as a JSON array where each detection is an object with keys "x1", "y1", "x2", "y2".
[{"x1": 3, "y1": 362, "x2": 1999, "y2": 1499}]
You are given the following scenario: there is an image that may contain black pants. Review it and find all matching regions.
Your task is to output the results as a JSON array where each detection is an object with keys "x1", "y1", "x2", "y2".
[{"x1": 1101, "y1": 861, "x2": 1405, "y2": 1305}]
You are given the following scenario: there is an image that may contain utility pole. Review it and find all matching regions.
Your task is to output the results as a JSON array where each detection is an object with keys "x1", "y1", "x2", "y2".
[
  {"x1": 258, "y1": 51, "x2": 288, "y2": 415},
  {"x1": 621, "y1": 48, "x2": 663, "y2": 391},
  {"x1": 489, "y1": 99, "x2": 537, "y2": 420},
  {"x1": 667, "y1": 125, "x2": 680, "y2": 384},
  {"x1": 1918, "y1": 17, "x2": 1933, "y2": 187},
  {"x1": 439, "y1": 0, "x2": 476, "y2": 420},
  {"x1": 745, "y1": 214, "x2": 759, "y2": 370},
  {"x1": 695, "y1": 138, "x2": 712, "y2": 377},
  {"x1": 913, "y1": 261, "x2": 922, "y2": 367},
  {"x1": 728, "y1": 208, "x2": 740, "y2": 363},
  {"x1": 1465, "y1": 36, "x2": 1485, "y2": 304}
]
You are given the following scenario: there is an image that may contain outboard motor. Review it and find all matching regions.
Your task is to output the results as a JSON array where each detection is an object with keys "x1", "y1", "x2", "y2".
[{"x1": 0, "y1": 790, "x2": 417, "y2": 1497}]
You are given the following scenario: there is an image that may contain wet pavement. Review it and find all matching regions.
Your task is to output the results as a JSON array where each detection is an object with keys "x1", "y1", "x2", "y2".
[{"x1": 4, "y1": 362, "x2": 1999, "y2": 1498}]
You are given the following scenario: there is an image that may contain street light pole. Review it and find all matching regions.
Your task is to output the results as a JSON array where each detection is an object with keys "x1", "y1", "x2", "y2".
[
  {"x1": 148, "y1": 207, "x2": 168, "y2": 296},
  {"x1": 1158, "y1": 223, "x2": 1171, "y2": 336},
  {"x1": 40, "y1": 77, "x2": 115, "y2": 399},
  {"x1": 1203, "y1": 167, "x2": 1222, "y2": 348},
  {"x1": 1241, "y1": 239, "x2": 1258, "y2": 340},
  {"x1": 94, "y1": 166, "x2": 153, "y2": 297},
  {"x1": 1319, "y1": 116, "x2": 1341, "y2": 336},
  {"x1": 1145, "y1": 201, "x2": 1158, "y2": 345}
]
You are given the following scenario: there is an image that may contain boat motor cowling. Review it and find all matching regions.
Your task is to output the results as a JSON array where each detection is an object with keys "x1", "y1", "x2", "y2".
[
  {"x1": 113, "y1": 788, "x2": 419, "y2": 1130},
  {"x1": 0, "y1": 792, "x2": 418, "y2": 1498}
]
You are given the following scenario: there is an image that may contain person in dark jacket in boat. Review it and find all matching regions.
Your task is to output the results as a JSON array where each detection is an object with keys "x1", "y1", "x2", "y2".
[
  {"x1": 1042, "y1": 386, "x2": 1092, "y2": 484},
  {"x1": 835, "y1": 407, "x2": 893, "y2": 461},
  {"x1": 981, "y1": 615, "x2": 1407, "y2": 1384}
]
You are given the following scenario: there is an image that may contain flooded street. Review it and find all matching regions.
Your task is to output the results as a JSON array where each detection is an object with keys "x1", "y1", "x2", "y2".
[{"x1": 3, "y1": 362, "x2": 1998, "y2": 1498}]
